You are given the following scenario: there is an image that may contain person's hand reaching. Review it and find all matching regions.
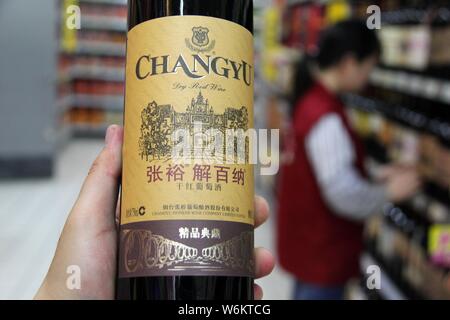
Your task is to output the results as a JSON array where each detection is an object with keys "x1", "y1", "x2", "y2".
[
  {"x1": 384, "y1": 165, "x2": 422, "y2": 203},
  {"x1": 35, "y1": 125, "x2": 275, "y2": 300}
]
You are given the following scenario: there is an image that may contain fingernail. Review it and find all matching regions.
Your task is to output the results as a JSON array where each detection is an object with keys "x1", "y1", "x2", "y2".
[{"x1": 105, "y1": 125, "x2": 116, "y2": 146}]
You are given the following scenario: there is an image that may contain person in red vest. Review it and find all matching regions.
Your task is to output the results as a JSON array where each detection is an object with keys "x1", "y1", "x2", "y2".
[{"x1": 277, "y1": 20, "x2": 421, "y2": 300}]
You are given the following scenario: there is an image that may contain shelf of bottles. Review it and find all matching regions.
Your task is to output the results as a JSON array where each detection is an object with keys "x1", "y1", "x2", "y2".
[
  {"x1": 345, "y1": 1, "x2": 450, "y2": 299},
  {"x1": 58, "y1": 0, "x2": 126, "y2": 137},
  {"x1": 260, "y1": 0, "x2": 450, "y2": 299}
]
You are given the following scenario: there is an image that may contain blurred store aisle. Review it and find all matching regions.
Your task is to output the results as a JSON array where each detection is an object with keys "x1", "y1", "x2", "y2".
[
  {"x1": 0, "y1": 141, "x2": 104, "y2": 299},
  {"x1": 255, "y1": 170, "x2": 293, "y2": 300},
  {"x1": 0, "y1": 140, "x2": 292, "y2": 300}
]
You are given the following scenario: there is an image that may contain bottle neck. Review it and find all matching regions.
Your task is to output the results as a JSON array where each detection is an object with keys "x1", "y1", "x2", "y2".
[{"x1": 128, "y1": 0, "x2": 253, "y2": 33}]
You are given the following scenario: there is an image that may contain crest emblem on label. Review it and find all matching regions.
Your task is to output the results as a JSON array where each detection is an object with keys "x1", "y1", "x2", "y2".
[
  {"x1": 186, "y1": 26, "x2": 215, "y2": 53},
  {"x1": 192, "y1": 27, "x2": 209, "y2": 47}
]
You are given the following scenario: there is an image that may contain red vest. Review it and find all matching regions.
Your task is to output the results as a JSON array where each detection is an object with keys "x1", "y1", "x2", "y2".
[{"x1": 277, "y1": 82, "x2": 365, "y2": 285}]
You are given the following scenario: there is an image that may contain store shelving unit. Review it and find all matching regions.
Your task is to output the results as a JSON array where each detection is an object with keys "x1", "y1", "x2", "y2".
[
  {"x1": 351, "y1": 2, "x2": 450, "y2": 298},
  {"x1": 261, "y1": 0, "x2": 450, "y2": 300},
  {"x1": 343, "y1": 2, "x2": 450, "y2": 300},
  {"x1": 59, "y1": 0, "x2": 127, "y2": 137}
]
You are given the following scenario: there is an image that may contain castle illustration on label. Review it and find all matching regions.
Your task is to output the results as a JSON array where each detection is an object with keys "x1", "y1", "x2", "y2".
[{"x1": 139, "y1": 92, "x2": 250, "y2": 162}]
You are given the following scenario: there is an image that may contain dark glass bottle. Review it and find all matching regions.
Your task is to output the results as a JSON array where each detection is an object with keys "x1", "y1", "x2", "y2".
[{"x1": 116, "y1": 0, "x2": 254, "y2": 300}]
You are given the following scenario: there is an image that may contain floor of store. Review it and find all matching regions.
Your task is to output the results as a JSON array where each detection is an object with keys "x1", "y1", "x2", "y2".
[{"x1": 0, "y1": 140, "x2": 293, "y2": 300}]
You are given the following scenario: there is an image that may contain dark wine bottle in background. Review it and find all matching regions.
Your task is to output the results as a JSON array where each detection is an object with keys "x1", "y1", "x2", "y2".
[{"x1": 116, "y1": 0, "x2": 255, "y2": 300}]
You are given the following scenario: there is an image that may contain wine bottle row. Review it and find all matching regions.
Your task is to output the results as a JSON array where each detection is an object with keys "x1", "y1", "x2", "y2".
[
  {"x1": 364, "y1": 205, "x2": 450, "y2": 299},
  {"x1": 345, "y1": 97, "x2": 450, "y2": 220}
]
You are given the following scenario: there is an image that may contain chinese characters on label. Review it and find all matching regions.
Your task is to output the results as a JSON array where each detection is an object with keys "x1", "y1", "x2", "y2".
[
  {"x1": 162, "y1": 203, "x2": 240, "y2": 213},
  {"x1": 147, "y1": 164, "x2": 246, "y2": 185},
  {"x1": 178, "y1": 227, "x2": 221, "y2": 239}
]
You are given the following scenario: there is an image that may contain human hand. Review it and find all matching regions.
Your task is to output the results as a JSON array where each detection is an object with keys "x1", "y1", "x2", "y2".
[
  {"x1": 35, "y1": 125, "x2": 275, "y2": 300},
  {"x1": 385, "y1": 165, "x2": 422, "y2": 203},
  {"x1": 375, "y1": 163, "x2": 412, "y2": 182}
]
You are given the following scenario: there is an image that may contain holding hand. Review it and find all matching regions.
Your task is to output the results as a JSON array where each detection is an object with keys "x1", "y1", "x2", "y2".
[
  {"x1": 35, "y1": 125, "x2": 275, "y2": 300},
  {"x1": 381, "y1": 164, "x2": 422, "y2": 203}
]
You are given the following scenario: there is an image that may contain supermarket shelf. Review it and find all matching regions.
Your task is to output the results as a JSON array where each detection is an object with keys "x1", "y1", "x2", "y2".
[
  {"x1": 61, "y1": 40, "x2": 126, "y2": 57},
  {"x1": 367, "y1": 202, "x2": 450, "y2": 299},
  {"x1": 76, "y1": 40, "x2": 125, "y2": 56},
  {"x1": 360, "y1": 135, "x2": 450, "y2": 217},
  {"x1": 360, "y1": 253, "x2": 407, "y2": 300},
  {"x1": 364, "y1": 154, "x2": 450, "y2": 224},
  {"x1": 344, "y1": 93, "x2": 450, "y2": 142},
  {"x1": 370, "y1": 67, "x2": 450, "y2": 105},
  {"x1": 59, "y1": 0, "x2": 127, "y2": 139},
  {"x1": 81, "y1": 15, "x2": 126, "y2": 32},
  {"x1": 58, "y1": 94, "x2": 124, "y2": 111},
  {"x1": 377, "y1": 63, "x2": 450, "y2": 80},
  {"x1": 62, "y1": 65, "x2": 125, "y2": 82},
  {"x1": 79, "y1": 0, "x2": 127, "y2": 5},
  {"x1": 287, "y1": 0, "x2": 331, "y2": 5},
  {"x1": 262, "y1": 0, "x2": 450, "y2": 303},
  {"x1": 380, "y1": 8, "x2": 429, "y2": 25}
]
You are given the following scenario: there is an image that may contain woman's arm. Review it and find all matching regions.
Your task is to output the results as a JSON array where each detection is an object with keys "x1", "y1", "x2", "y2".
[{"x1": 305, "y1": 113, "x2": 387, "y2": 221}]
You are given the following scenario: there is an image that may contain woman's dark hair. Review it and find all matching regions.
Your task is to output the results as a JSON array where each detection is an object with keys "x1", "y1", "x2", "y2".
[{"x1": 290, "y1": 19, "x2": 381, "y2": 114}]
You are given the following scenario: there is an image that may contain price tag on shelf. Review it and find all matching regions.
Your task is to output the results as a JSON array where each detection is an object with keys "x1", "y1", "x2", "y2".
[{"x1": 429, "y1": 225, "x2": 450, "y2": 268}]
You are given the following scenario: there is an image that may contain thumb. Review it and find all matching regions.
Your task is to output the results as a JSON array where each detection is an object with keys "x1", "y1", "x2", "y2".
[{"x1": 69, "y1": 125, "x2": 123, "y2": 230}]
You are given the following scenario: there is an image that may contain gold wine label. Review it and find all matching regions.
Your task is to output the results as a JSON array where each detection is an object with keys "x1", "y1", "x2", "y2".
[{"x1": 119, "y1": 16, "x2": 255, "y2": 278}]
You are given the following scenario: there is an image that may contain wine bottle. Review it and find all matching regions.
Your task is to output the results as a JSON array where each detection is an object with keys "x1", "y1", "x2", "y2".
[{"x1": 116, "y1": 0, "x2": 255, "y2": 300}]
